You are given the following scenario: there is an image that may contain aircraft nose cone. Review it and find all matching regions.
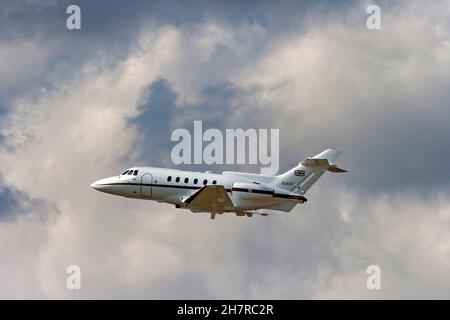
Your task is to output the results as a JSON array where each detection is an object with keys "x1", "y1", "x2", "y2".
[
  {"x1": 90, "y1": 177, "x2": 117, "y2": 194},
  {"x1": 90, "y1": 181, "x2": 100, "y2": 190}
]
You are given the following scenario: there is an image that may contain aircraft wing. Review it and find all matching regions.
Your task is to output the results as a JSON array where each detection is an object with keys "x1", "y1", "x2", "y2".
[{"x1": 183, "y1": 185, "x2": 235, "y2": 211}]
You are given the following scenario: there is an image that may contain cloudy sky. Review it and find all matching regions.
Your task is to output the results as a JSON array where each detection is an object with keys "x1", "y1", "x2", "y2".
[{"x1": 1, "y1": 0, "x2": 450, "y2": 299}]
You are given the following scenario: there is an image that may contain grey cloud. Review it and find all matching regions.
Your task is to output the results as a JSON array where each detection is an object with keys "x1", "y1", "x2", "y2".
[
  {"x1": 126, "y1": 79, "x2": 179, "y2": 168},
  {"x1": 0, "y1": 185, "x2": 24, "y2": 220},
  {"x1": 0, "y1": 0, "x2": 357, "y2": 108},
  {"x1": 222, "y1": 0, "x2": 450, "y2": 195},
  {"x1": 0, "y1": 0, "x2": 450, "y2": 300},
  {"x1": 128, "y1": 79, "x2": 276, "y2": 173},
  {"x1": 0, "y1": 178, "x2": 56, "y2": 222}
]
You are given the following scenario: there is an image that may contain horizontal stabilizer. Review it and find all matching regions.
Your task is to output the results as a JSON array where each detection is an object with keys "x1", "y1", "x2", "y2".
[
  {"x1": 301, "y1": 158, "x2": 330, "y2": 168},
  {"x1": 301, "y1": 158, "x2": 347, "y2": 173},
  {"x1": 327, "y1": 165, "x2": 347, "y2": 173}
]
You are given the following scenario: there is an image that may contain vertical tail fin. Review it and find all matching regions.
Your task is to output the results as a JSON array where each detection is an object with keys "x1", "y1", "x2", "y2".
[{"x1": 273, "y1": 149, "x2": 345, "y2": 195}]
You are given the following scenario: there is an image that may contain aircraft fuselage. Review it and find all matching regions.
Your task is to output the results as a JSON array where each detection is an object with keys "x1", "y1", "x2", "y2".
[
  {"x1": 91, "y1": 167, "x2": 302, "y2": 212},
  {"x1": 90, "y1": 149, "x2": 345, "y2": 218}
]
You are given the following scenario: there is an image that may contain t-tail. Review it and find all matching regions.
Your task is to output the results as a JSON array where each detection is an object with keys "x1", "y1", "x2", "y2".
[{"x1": 273, "y1": 148, "x2": 346, "y2": 195}]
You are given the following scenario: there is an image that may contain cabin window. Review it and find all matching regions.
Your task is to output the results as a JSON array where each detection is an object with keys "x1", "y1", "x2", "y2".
[
  {"x1": 193, "y1": 178, "x2": 198, "y2": 184},
  {"x1": 184, "y1": 178, "x2": 189, "y2": 183},
  {"x1": 167, "y1": 176, "x2": 172, "y2": 182},
  {"x1": 212, "y1": 180, "x2": 217, "y2": 185},
  {"x1": 203, "y1": 179, "x2": 207, "y2": 185},
  {"x1": 176, "y1": 177, "x2": 180, "y2": 183},
  {"x1": 133, "y1": 170, "x2": 138, "y2": 176}
]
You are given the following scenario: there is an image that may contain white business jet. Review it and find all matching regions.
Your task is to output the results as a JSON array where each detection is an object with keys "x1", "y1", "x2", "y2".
[{"x1": 91, "y1": 149, "x2": 346, "y2": 219}]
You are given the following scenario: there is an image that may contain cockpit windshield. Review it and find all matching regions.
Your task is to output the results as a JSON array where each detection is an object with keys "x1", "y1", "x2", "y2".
[{"x1": 121, "y1": 169, "x2": 139, "y2": 176}]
